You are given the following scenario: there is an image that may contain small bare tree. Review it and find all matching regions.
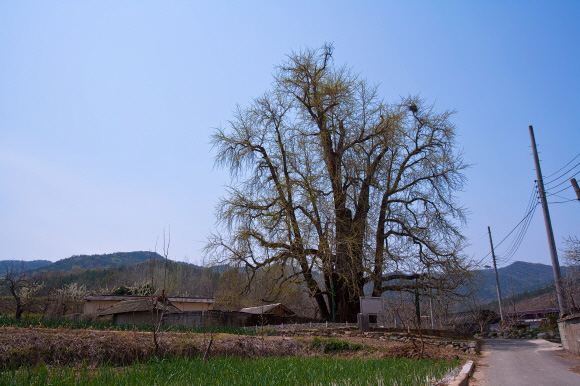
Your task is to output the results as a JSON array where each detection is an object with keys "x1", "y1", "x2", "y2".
[
  {"x1": 19, "y1": 281, "x2": 44, "y2": 319},
  {"x1": 47, "y1": 283, "x2": 88, "y2": 319},
  {"x1": 149, "y1": 228, "x2": 171, "y2": 353},
  {"x1": 0, "y1": 261, "x2": 41, "y2": 320},
  {"x1": 563, "y1": 236, "x2": 580, "y2": 312}
]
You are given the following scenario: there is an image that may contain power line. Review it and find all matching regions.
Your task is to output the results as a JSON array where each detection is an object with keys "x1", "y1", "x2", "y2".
[
  {"x1": 496, "y1": 184, "x2": 538, "y2": 260},
  {"x1": 543, "y1": 152, "x2": 580, "y2": 180},
  {"x1": 548, "y1": 199, "x2": 577, "y2": 205},
  {"x1": 545, "y1": 169, "x2": 580, "y2": 190},
  {"x1": 474, "y1": 183, "x2": 539, "y2": 266},
  {"x1": 472, "y1": 232, "x2": 492, "y2": 265},
  {"x1": 544, "y1": 161, "x2": 580, "y2": 186},
  {"x1": 546, "y1": 184, "x2": 572, "y2": 197},
  {"x1": 496, "y1": 201, "x2": 538, "y2": 265},
  {"x1": 496, "y1": 204, "x2": 538, "y2": 264},
  {"x1": 551, "y1": 193, "x2": 575, "y2": 201}
]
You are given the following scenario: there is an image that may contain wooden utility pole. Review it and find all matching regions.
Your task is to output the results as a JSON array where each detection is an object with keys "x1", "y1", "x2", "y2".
[
  {"x1": 488, "y1": 226, "x2": 505, "y2": 326},
  {"x1": 571, "y1": 178, "x2": 580, "y2": 203},
  {"x1": 528, "y1": 125, "x2": 567, "y2": 316}
]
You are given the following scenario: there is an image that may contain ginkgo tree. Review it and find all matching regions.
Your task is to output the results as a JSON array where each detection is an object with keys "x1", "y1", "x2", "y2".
[{"x1": 208, "y1": 45, "x2": 471, "y2": 322}]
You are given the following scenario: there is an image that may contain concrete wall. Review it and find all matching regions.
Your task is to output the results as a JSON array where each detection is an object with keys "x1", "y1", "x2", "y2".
[
  {"x1": 164, "y1": 312, "x2": 204, "y2": 328},
  {"x1": 84, "y1": 300, "x2": 119, "y2": 314},
  {"x1": 171, "y1": 302, "x2": 213, "y2": 312},
  {"x1": 558, "y1": 314, "x2": 580, "y2": 355},
  {"x1": 360, "y1": 297, "x2": 384, "y2": 314},
  {"x1": 115, "y1": 311, "x2": 159, "y2": 326}
]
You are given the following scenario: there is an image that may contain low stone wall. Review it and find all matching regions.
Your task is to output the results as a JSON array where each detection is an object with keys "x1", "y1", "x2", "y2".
[
  {"x1": 371, "y1": 327, "x2": 473, "y2": 340},
  {"x1": 558, "y1": 313, "x2": 580, "y2": 355},
  {"x1": 278, "y1": 327, "x2": 481, "y2": 354},
  {"x1": 478, "y1": 328, "x2": 561, "y2": 343},
  {"x1": 160, "y1": 310, "x2": 313, "y2": 329}
]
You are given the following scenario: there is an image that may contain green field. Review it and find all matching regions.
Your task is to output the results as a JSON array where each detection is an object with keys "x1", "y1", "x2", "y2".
[{"x1": 0, "y1": 356, "x2": 458, "y2": 386}]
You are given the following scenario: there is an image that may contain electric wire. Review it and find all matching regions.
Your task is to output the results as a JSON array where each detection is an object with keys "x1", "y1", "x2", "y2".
[
  {"x1": 478, "y1": 152, "x2": 580, "y2": 268},
  {"x1": 544, "y1": 161, "x2": 580, "y2": 186},
  {"x1": 495, "y1": 185, "x2": 539, "y2": 264},
  {"x1": 496, "y1": 212, "x2": 534, "y2": 263},
  {"x1": 471, "y1": 232, "x2": 492, "y2": 265},
  {"x1": 549, "y1": 199, "x2": 578, "y2": 204},
  {"x1": 546, "y1": 184, "x2": 573, "y2": 197},
  {"x1": 474, "y1": 183, "x2": 539, "y2": 266},
  {"x1": 544, "y1": 169, "x2": 580, "y2": 190},
  {"x1": 496, "y1": 200, "x2": 538, "y2": 264},
  {"x1": 543, "y1": 152, "x2": 580, "y2": 180},
  {"x1": 551, "y1": 193, "x2": 575, "y2": 201}
]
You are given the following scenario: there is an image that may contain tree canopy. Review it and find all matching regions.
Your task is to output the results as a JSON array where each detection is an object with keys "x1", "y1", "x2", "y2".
[{"x1": 208, "y1": 45, "x2": 471, "y2": 321}]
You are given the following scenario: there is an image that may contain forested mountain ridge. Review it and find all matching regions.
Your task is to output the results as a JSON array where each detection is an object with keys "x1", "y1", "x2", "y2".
[
  {"x1": 473, "y1": 261, "x2": 564, "y2": 303},
  {"x1": 29, "y1": 251, "x2": 164, "y2": 273},
  {"x1": 0, "y1": 252, "x2": 217, "y2": 299},
  {"x1": 1, "y1": 253, "x2": 567, "y2": 308},
  {"x1": 0, "y1": 260, "x2": 52, "y2": 271}
]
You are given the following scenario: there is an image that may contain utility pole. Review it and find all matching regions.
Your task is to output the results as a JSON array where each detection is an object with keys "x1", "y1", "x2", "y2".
[
  {"x1": 571, "y1": 178, "x2": 580, "y2": 203},
  {"x1": 528, "y1": 125, "x2": 567, "y2": 317},
  {"x1": 427, "y1": 265, "x2": 435, "y2": 330},
  {"x1": 488, "y1": 226, "x2": 505, "y2": 327}
]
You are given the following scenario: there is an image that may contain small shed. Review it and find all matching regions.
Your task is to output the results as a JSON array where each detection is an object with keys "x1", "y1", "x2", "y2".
[
  {"x1": 239, "y1": 303, "x2": 295, "y2": 316},
  {"x1": 99, "y1": 298, "x2": 181, "y2": 325}
]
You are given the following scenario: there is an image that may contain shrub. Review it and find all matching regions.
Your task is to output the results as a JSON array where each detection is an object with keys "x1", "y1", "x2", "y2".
[{"x1": 309, "y1": 337, "x2": 363, "y2": 353}]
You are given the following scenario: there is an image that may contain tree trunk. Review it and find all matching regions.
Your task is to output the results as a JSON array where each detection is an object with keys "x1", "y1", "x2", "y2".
[
  {"x1": 334, "y1": 275, "x2": 360, "y2": 322},
  {"x1": 10, "y1": 285, "x2": 23, "y2": 320}
]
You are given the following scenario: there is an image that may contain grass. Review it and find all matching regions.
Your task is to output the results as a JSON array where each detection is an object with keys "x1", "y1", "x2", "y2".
[
  {"x1": 0, "y1": 315, "x2": 268, "y2": 336},
  {"x1": 0, "y1": 356, "x2": 459, "y2": 386}
]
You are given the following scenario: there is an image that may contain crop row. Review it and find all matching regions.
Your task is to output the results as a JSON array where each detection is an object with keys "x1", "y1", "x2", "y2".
[{"x1": 1, "y1": 356, "x2": 458, "y2": 386}]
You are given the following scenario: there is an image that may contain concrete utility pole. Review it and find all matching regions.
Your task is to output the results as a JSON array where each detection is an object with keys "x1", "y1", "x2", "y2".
[
  {"x1": 571, "y1": 178, "x2": 580, "y2": 203},
  {"x1": 488, "y1": 226, "x2": 505, "y2": 326},
  {"x1": 528, "y1": 125, "x2": 567, "y2": 316}
]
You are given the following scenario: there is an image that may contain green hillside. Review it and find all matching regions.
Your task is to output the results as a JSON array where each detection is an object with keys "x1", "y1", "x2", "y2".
[
  {"x1": 32, "y1": 251, "x2": 162, "y2": 272},
  {"x1": 1, "y1": 251, "x2": 218, "y2": 299},
  {"x1": 474, "y1": 261, "x2": 560, "y2": 303}
]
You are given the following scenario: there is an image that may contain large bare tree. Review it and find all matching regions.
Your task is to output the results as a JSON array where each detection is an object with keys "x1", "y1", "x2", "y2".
[{"x1": 208, "y1": 45, "x2": 470, "y2": 321}]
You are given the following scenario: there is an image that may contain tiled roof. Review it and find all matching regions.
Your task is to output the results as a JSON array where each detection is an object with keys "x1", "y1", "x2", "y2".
[
  {"x1": 85, "y1": 295, "x2": 213, "y2": 303},
  {"x1": 99, "y1": 299, "x2": 181, "y2": 316},
  {"x1": 239, "y1": 303, "x2": 294, "y2": 315}
]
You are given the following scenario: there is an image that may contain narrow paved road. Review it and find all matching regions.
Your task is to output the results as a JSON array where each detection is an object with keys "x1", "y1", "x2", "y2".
[{"x1": 471, "y1": 339, "x2": 580, "y2": 386}]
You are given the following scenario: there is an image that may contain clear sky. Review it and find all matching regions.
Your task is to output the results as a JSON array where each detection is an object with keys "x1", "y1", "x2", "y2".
[{"x1": 1, "y1": 1, "x2": 579, "y2": 268}]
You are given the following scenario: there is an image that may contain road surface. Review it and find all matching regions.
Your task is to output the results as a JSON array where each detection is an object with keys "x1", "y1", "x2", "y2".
[{"x1": 471, "y1": 339, "x2": 580, "y2": 386}]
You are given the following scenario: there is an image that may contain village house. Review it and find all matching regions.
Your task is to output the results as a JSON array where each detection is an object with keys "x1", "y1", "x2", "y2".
[
  {"x1": 83, "y1": 295, "x2": 214, "y2": 314},
  {"x1": 98, "y1": 298, "x2": 181, "y2": 325}
]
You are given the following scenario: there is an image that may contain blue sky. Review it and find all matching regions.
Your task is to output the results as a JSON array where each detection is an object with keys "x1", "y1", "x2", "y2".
[{"x1": 1, "y1": 1, "x2": 579, "y2": 268}]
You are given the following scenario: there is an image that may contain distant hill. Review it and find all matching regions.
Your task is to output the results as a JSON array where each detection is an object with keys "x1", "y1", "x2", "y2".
[
  {"x1": 32, "y1": 251, "x2": 163, "y2": 273},
  {"x1": 474, "y1": 261, "x2": 561, "y2": 303},
  {"x1": 0, "y1": 260, "x2": 52, "y2": 272},
  {"x1": 0, "y1": 251, "x2": 218, "y2": 299}
]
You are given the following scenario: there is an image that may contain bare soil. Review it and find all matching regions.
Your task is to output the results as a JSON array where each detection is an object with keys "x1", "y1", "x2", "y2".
[{"x1": 0, "y1": 326, "x2": 473, "y2": 369}]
